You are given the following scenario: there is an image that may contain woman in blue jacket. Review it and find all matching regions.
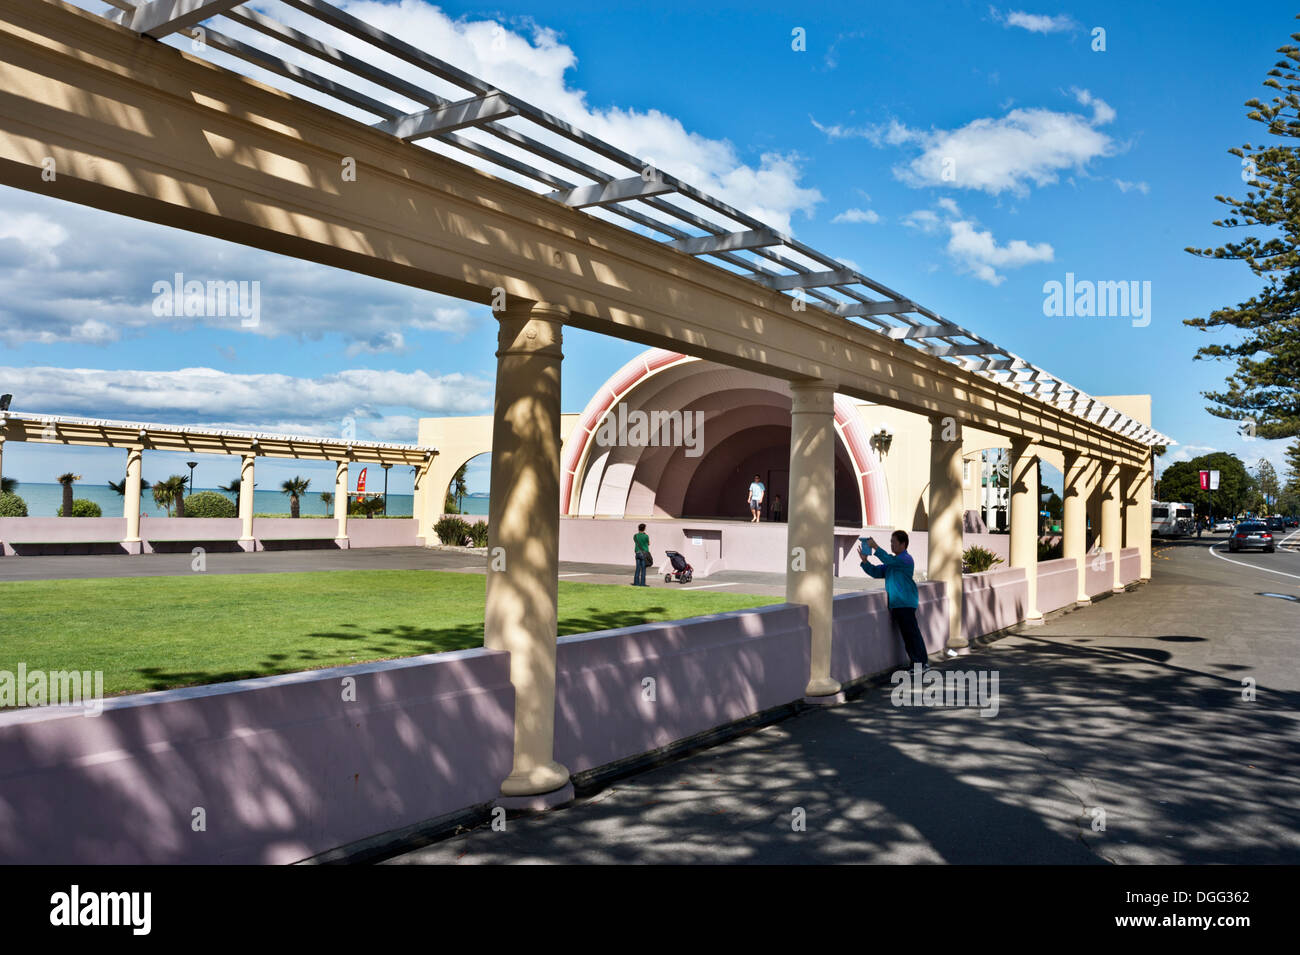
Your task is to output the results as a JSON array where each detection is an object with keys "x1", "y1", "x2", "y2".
[{"x1": 859, "y1": 530, "x2": 931, "y2": 669}]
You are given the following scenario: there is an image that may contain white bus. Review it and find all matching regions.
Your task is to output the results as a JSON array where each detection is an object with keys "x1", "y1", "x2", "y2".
[{"x1": 1152, "y1": 501, "x2": 1194, "y2": 537}]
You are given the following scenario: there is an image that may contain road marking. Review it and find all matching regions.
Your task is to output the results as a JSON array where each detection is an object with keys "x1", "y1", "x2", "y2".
[
  {"x1": 557, "y1": 573, "x2": 592, "y2": 577},
  {"x1": 1208, "y1": 542, "x2": 1300, "y2": 582},
  {"x1": 681, "y1": 582, "x2": 739, "y2": 590}
]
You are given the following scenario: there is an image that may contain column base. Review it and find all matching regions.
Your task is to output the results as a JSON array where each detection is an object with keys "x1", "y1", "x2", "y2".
[
  {"x1": 804, "y1": 676, "x2": 842, "y2": 699},
  {"x1": 1111, "y1": 586, "x2": 1125, "y2": 594},
  {"x1": 1074, "y1": 595, "x2": 1091, "y2": 606},
  {"x1": 495, "y1": 781, "x2": 575, "y2": 812},
  {"x1": 500, "y1": 760, "x2": 571, "y2": 798},
  {"x1": 946, "y1": 635, "x2": 970, "y2": 650},
  {"x1": 122, "y1": 539, "x2": 142, "y2": 555},
  {"x1": 334, "y1": 538, "x2": 350, "y2": 549},
  {"x1": 1022, "y1": 612, "x2": 1045, "y2": 627},
  {"x1": 237, "y1": 538, "x2": 256, "y2": 553},
  {"x1": 802, "y1": 691, "x2": 846, "y2": 706}
]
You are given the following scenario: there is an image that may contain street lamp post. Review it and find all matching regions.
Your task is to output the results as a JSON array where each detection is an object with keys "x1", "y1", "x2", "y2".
[
  {"x1": 382, "y1": 463, "x2": 392, "y2": 516},
  {"x1": 187, "y1": 460, "x2": 198, "y2": 493}
]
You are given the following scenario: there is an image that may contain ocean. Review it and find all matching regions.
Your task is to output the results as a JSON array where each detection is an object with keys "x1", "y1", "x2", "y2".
[{"x1": 3, "y1": 483, "x2": 490, "y2": 519}]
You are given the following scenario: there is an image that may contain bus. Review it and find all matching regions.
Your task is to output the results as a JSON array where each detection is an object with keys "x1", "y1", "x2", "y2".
[{"x1": 1152, "y1": 501, "x2": 1194, "y2": 537}]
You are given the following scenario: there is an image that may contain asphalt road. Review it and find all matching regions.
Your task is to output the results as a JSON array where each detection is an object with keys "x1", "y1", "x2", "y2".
[{"x1": 377, "y1": 535, "x2": 1300, "y2": 864}]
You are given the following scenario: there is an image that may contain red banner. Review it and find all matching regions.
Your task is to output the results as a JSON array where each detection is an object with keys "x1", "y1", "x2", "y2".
[
  {"x1": 356, "y1": 467, "x2": 367, "y2": 500},
  {"x1": 1199, "y1": 470, "x2": 1209, "y2": 491}
]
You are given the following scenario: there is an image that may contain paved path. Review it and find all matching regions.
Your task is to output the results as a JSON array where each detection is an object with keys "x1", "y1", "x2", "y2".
[
  {"x1": 0, "y1": 545, "x2": 875, "y2": 596},
  {"x1": 382, "y1": 537, "x2": 1300, "y2": 864}
]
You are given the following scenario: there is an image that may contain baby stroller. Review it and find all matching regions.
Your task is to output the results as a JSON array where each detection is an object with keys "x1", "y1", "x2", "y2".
[{"x1": 663, "y1": 550, "x2": 693, "y2": 584}]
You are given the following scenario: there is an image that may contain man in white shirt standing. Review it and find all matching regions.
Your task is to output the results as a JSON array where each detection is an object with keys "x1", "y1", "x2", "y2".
[{"x1": 747, "y1": 474, "x2": 765, "y2": 523}]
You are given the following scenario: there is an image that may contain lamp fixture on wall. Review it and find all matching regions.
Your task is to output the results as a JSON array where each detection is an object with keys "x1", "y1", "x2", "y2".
[{"x1": 869, "y1": 427, "x2": 894, "y2": 458}]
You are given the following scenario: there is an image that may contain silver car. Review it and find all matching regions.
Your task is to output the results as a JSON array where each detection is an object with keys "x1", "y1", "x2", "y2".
[{"x1": 1228, "y1": 522, "x2": 1275, "y2": 553}]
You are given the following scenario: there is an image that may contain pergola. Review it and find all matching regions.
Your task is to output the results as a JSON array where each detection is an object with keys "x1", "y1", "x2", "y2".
[
  {"x1": 0, "y1": 0, "x2": 1172, "y2": 806},
  {"x1": 0, "y1": 409, "x2": 436, "y2": 548}
]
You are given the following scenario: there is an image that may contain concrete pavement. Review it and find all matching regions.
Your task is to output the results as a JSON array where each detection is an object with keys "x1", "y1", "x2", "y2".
[
  {"x1": 377, "y1": 537, "x2": 1300, "y2": 864},
  {"x1": 0, "y1": 545, "x2": 877, "y2": 596}
]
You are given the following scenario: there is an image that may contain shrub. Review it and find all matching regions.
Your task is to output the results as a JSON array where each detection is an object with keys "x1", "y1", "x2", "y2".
[
  {"x1": 0, "y1": 492, "x2": 28, "y2": 517},
  {"x1": 1038, "y1": 540, "x2": 1063, "y2": 561},
  {"x1": 57, "y1": 498, "x2": 102, "y2": 518},
  {"x1": 183, "y1": 491, "x2": 237, "y2": 518},
  {"x1": 435, "y1": 516, "x2": 471, "y2": 545},
  {"x1": 962, "y1": 545, "x2": 1003, "y2": 574},
  {"x1": 468, "y1": 520, "x2": 489, "y2": 547}
]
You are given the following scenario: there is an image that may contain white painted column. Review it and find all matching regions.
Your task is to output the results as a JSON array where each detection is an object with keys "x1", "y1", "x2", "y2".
[
  {"x1": 786, "y1": 379, "x2": 841, "y2": 702},
  {"x1": 1009, "y1": 436, "x2": 1043, "y2": 624},
  {"x1": 1101, "y1": 461, "x2": 1123, "y2": 593},
  {"x1": 123, "y1": 447, "x2": 143, "y2": 555},
  {"x1": 928, "y1": 415, "x2": 966, "y2": 649},
  {"x1": 1063, "y1": 451, "x2": 1090, "y2": 604},
  {"x1": 485, "y1": 300, "x2": 572, "y2": 806},
  {"x1": 334, "y1": 460, "x2": 349, "y2": 543},
  {"x1": 239, "y1": 453, "x2": 255, "y2": 550}
]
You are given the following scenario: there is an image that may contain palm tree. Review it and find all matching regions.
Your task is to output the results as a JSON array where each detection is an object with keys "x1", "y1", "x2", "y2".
[
  {"x1": 108, "y1": 477, "x2": 151, "y2": 496},
  {"x1": 1, "y1": 476, "x2": 17, "y2": 494},
  {"x1": 57, "y1": 472, "x2": 81, "y2": 517},
  {"x1": 152, "y1": 475, "x2": 188, "y2": 518},
  {"x1": 219, "y1": 478, "x2": 242, "y2": 513},
  {"x1": 281, "y1": 476, "x2": 310, "y2": 518},
  {"x1": 320, "y1": 491, "x2": 333, "y2": 509},
  {"x1": 451, "y1": 463, "x2": 469, "y2": 512}
]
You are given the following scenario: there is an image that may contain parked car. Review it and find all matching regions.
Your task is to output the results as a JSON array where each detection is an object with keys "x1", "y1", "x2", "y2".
[
  {"x1": 1212, "y1": 519, "x2": 1234, "y2": 533},
  {"x1": 1267, "y1": 517, "x2": 1286, "y2": 533},
  {"x1": 1285, "y1": 517, "x2": 1299, "y2": 529},
  {"x1": 1228, "y1": 522, "x2": 1275, "y2": 553}
]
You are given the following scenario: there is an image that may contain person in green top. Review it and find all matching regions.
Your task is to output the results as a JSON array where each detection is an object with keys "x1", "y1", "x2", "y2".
[{"x1": 632, "y1": 523, "x2": 651, "y2": 586}]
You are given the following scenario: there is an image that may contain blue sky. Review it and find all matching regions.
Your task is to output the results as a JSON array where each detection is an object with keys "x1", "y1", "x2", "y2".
[{"x1": 2, "y1": 0, "x2": 1296, "y2": 496}]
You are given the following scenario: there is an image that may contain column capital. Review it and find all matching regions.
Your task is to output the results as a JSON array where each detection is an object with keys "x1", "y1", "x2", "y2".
[
  {"x1": 495, "y1": 300, "x2": 567, "y2": 359},
  {"x1": 788, "y1": 378, "x2": 836, "y2": 414}
]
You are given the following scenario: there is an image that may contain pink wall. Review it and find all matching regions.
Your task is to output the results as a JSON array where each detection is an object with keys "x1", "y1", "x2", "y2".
[
  {"x1": 0, "y1": 649, "x2": 514, "y2": 864},
  {"x1": 1085, "y1": 552, "x2": 1115, "y2": 597},
  {"x1": 344, "y1": 519, "x2": 419, "y2": 548},
  {"x1": 830, "y1": 581, "x2": 948, "y2": 683},
  {"x1": 553, "y1": 603, "x2": 810, "y2": 773},
  {"x1": 962, "y1": 566, "x2": 1028, "y2": 643},
  {"x1": 1036, "y1": 558, "x2": 1080, "y2": 614},
  {"x1": 1120, "y1": 547, "x2": 1141, "y2": 585},
  {"x1": 1, "y1": 517, "x2": 127, "y2": 555}
]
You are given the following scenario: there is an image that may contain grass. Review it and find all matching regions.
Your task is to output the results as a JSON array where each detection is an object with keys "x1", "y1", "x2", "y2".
[{"x1": 0, "y1": 570, "x2": 780, "y2": 699}]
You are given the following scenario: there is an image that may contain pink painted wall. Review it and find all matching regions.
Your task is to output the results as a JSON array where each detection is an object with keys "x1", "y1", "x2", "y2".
[
  {"x1": 553, "y1": 603, "x2": 810, "y2": 773},
  {"x1": 345, "y1": 519, "x2": 419, "y2": 548},
  {"x1": 1085, "y1": 552, "x2": 1115, "y2": 597},
  {"x1": 1120, "y1": 547, "x2": 1141, "y2": 585},
  {"x1": 254, "y1": 517, "x2": 338, "y2": 541},
  {"x1": 1036, "y1": 558, "x2": 1079, "y2": 614},
  {"x1": 830, "y1": 581, "x2": 949, "y2": 683},
  {"x1": 962, "y1": 566, "x2": 1028, "y2": 643},
  {"x1": 1, "y1": 517, "x2": 127, "y2": 555},
  {"x1": 0, "y1": 649, "x2": 514, "y2": 864}
]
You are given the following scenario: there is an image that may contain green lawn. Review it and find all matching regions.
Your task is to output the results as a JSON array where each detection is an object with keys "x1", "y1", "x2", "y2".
[{"x1": 0, "y1": 570, "x2": 780, "y2": 698}]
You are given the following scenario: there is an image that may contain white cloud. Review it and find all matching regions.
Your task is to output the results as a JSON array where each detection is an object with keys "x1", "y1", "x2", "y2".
[
  {"x1": 991, "y1": 7, "x2": 1077, "y2": 34},
  {"x1": 1114, "y1": 178, "x2": 1150, "y2": 195},
  {"x1": 307, "y1": 1, "x2": 823, "y2": 233},
  {"x1": 946, "y1": 220, "x2": 1053, "y2": 285},
  {"x1": 902, "y1": 209, "x2": 942, "y2": 233},
  {"x1": 816, "y1": 92, "x2": 1117, "y2": 197},
  {"x1": 0, "y1": 365, "x2": 493, "y2": 442},
  {"x1": 832, "y1": 208, "x2": 881, "y2": 224}
]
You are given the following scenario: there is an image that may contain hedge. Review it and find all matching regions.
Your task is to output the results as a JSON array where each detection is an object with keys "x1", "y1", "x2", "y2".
[
  {"x1": 57, "y1": 498, "x2": 103, "y2": 518},
  {"x1": 183, "y1": 491, "x2": 238, "y2": 518},
  {"x1": 0, "y1": 492, "x2": 28, "y2": 517}
]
